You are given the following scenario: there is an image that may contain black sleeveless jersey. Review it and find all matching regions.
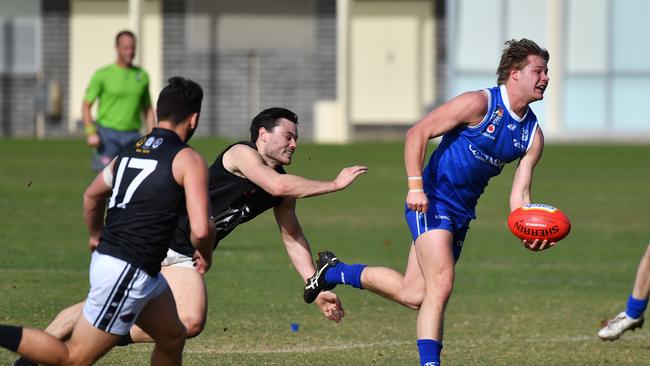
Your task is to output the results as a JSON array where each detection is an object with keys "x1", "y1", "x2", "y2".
[
  {"x1": 97, "y1": 128, "x2": 189, "y2": 276},
  {"x1": 170, "y1": 141, "x2": 285, "y2": 257}
]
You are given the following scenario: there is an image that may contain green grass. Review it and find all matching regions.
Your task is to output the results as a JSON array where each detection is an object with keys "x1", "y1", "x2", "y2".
[{"x1": 0, "y1": 138, "x2": 649, "y2": 365}]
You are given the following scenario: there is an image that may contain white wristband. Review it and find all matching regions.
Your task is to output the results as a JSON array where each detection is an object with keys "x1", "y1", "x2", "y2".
[
  {"x1": 408, "y1": 189, "x2": 424, "y2": 193},
  {"x1": 407, "y1": 176, "x2": 422, "y2": 180}
]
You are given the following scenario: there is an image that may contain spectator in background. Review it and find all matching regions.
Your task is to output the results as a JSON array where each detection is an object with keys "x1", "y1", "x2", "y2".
[{"x1": 83, "y1": 30, "x2": 155, "y2": 171}]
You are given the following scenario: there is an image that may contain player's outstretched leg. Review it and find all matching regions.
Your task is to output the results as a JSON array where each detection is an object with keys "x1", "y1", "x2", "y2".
[{"x1": 303, "y1": 248, "x2": 425, "y2": 308}]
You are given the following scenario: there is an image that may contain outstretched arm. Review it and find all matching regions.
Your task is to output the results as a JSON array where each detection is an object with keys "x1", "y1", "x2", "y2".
[
  {"x1": 224, "y1": 144, "x2": 367, "y2": 198},
  {"x1": 273, "y1": 199, "x2": 344, "y2": 323}
]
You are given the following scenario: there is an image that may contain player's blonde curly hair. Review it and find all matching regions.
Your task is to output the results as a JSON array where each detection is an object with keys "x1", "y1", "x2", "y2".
[{"x1": 496, "y1": 38, "x2": 549, "y2": 85}]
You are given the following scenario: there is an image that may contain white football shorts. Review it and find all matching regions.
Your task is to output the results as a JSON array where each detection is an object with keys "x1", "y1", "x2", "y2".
[
  {"x1": 160, "y1": 248, "x2": 195, "y2": 269},
  {"x1": 83, "y1": 251, "x2": 168, "y2": 335}
]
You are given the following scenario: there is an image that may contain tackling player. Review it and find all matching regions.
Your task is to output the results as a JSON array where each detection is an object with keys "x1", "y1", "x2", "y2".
[{"x1": 12, "y1": 107, "x2": 366, "y2": 365}]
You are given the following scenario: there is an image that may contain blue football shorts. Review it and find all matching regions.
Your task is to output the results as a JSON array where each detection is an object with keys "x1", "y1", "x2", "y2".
[{"x1": 404, "y1": 198, "x2": 471, "y2": 261}]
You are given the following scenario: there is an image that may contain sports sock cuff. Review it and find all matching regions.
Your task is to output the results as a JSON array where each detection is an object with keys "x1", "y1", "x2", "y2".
[
  {"x1": 116, "y1": 332, "x2": 135, "y2": 347},
  {"x1": 324, "y1": 262, "x2": 367, "y2": 289},
  {"x1": 626, "y1": 295, "x2": 649, "y2": 319},
  {"x1": 0, "y1": 325, "x2": 23, "y2": 352},
  {"x1": 417, "y1": 339, "x2": 442, "y2": 366},
  {"x1": 350, "y1": 264, "x2": 367, "y2": 289}
]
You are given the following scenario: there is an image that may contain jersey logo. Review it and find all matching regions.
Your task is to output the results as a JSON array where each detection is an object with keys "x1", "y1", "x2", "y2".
[
  {"x1": 152, "y1": 138, "x2": 164, "y2": 149},
  {"x1": 512, "y1": 139, "x2": 526, "y2": 151},
  {"x1": 482, "y1": 124, "x2": 496, "y2": 140},
  {"x1": 489, "y1": 106, "x2": 504, "y2": 125},
  {"x1": 144, "y1": 137, "x2": 155, "y2": 148},
  {"x1": 135, "y1": 137, "x2": 146, "y2": 147},
  {"x1": 212, "y1": 205, "x2": 252, "y2": 232},
  {"x1": 468, "y1": 143, "x2": 504, "y2": 168}
]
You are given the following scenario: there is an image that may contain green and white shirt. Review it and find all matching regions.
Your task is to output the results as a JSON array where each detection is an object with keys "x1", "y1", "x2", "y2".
[{"x1": 84, "y1": 63, "x2": 151, "y2": 132}]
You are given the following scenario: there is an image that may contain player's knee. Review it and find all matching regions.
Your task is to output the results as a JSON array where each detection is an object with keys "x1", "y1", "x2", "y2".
[
  {"x1": 180, "y1": 313, "x2": 205, "y2": 338},
  {"x1": 400, "y1": 291, "x2": 424, "y2": 310},
  {"x1": 169, "y1": 329, "x2": 186, "y2": 349},
  {"x1": 426, "y1": 280, "x2": 454, "y2": 303},
  {"x1": 403, "y1": 298, "x2": 422, "y2": 310},
  {"x1": 62, "y1": 344, "x2": 91, "y2": 366},
  {"x1": 155, "y1": 324, "x2": 186, "y2": 352}
]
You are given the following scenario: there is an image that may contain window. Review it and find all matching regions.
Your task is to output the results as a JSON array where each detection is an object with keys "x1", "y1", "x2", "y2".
[{"x1": 0, "y1": 0, "x2": 41, "y2": 74}]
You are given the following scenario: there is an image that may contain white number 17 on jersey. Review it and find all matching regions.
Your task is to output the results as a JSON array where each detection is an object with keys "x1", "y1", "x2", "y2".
[{"x1": 108, "y1": 157, "x2": 158, "y2": 209}]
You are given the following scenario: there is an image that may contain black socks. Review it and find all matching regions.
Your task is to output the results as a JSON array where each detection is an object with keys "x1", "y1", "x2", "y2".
[{"x1": 0, "y1": 325, "x2": 23, "y2": 352}]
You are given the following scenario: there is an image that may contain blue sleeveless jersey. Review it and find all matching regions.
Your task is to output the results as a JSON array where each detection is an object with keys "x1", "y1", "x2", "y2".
[{"x1": 423, "y1": 85, "x2": 539, "y2": 219}]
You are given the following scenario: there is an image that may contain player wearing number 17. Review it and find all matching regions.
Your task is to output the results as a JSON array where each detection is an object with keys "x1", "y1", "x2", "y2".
[{"x1": 0, "y1": 77, "x2": 214, "y2": 366}]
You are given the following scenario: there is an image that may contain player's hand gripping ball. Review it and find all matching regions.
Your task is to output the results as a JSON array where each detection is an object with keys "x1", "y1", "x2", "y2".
[{"x1": 507, "y1": 204, "x2": 571, "y2": 243}]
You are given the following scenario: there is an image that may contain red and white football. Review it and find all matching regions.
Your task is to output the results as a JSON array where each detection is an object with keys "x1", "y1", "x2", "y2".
[{"x1": 507, "y1": 204, "x2": 571, "y2": 242}]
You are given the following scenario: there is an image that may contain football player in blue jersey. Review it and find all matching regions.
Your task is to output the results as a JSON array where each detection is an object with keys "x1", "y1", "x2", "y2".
[
  {"x1": 303, "y1": 38, "x2": 554, "y2": 366},
  {"x1": 598, "y1": 243, "x2": 649, "y2": 340}
]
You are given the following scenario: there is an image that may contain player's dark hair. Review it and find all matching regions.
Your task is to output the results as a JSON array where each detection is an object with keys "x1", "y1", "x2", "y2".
[
  {"x1": 249, "y1": 107, "x2": 299, "y2": 142},
  {"x1": 496, "y1": 38, "x2": 549, "y2": 85},
  {"x1": 115, "y1": 30, "x2": 136, "y2": 46},
  {"x1": 156, "y1": 77, "x2": 203, "y2": 125}
]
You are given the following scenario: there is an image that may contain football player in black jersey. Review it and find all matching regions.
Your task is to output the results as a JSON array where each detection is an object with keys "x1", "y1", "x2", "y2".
[
  {"x1": 150, "y1": 108, "x2": 367, "y2": 340},
  {"x1": 13, "y1": 108, "x2": 367, "y2": 358},
  {"x1": 4, "y1": 77, "x2": 214, "y2": 366}
]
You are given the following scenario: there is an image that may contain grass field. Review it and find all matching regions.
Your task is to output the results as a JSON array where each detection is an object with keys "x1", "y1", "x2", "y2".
[{"x1": 0, "y1": 138, "x2": 649, "y2": 365}]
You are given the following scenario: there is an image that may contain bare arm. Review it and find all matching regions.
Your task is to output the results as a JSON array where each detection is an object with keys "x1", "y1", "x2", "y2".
[
  {"x1": 404, "y1": 91, "x2": 488, "y2": 212},
  {"x1": 273, "y1": 198, "x2": 315, "y2": 281},
  {"x1": 83, "y1": 160, "x2": 114, "y2": 250},
  {"x1": 273, "y1": 199, "x2": 344, "y2": 322},
  {"x1": 509, "y1": 129, "x2": 554, "y2": 251},
  {"x1": 224, "y1": 144, "x2": 367, "y2": 198},
  {"x1": 173, "y1": 148, "x2": 215, "y2": 273},
  {"x1": 144, "y1": 106, "x2": 156, "y2": 132},
  {"x1": 509, "y1": 128, "x2": 544, "y2": 211},
  {"x1": 82, "y1": 100, "x2": 100, "y2": 147}
]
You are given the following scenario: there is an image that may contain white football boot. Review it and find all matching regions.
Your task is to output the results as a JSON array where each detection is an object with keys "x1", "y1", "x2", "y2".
[{"x1": 598, "y1": 311, "x2": 644, "y2": 341}]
